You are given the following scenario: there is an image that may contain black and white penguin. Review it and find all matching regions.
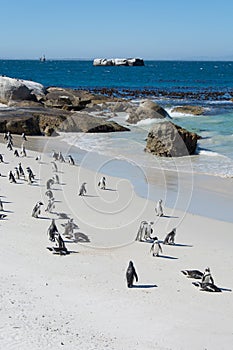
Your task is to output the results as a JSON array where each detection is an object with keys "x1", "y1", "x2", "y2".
[
  {"x1": 155, "y1": 199, "x2": 164, "y2": 217},
  {"x1": 181, "y1": 270, "x2": 204, "y2": 279},
  {"x1": 150, "y1": 237, "x2": 163, "y2": 257},
  {"x1": 78, "y1": 182, "x2": 87, "y2": 196},
  {"x1": 163, "y1": 228, "x2": 176, "y2": 245},
  {"x1": 98, "y1": 176, "x2": 106, "y2": 190},
  {"x1": 8, "y1": 171, "x2": 17, "y2": 183},
  {"x1": 126, "y1": 261, "x2": 138, "y2": 288},
  {"x1": 46, "y1": 178, "x2": 55, "y2": 190},
  {"x1": 47, "y1": 219, "x2": 58, "y2": 242},
  {"x1": 68, "y1": 155, "x2": 75, "y2": 165},
  {"x1": 32, "y1": 201, "x2": 43, "y2": 218}
]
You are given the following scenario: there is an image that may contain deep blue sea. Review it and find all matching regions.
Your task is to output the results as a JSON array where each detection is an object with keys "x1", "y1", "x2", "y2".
[
  {"x1": 1, "y1": 59, "x2": 233, "y2": 221},
  {"x1": 1, "y1": 59, "x2": 233, "y2": 92}
]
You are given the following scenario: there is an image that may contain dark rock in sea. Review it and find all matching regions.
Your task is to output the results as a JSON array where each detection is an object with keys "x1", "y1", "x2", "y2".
[
  {"x1": 145, "y1": 121, "x2": 199, "y2": 157},
  {"x1": 171, "y1": 105, "x2": 205, "y2": 115},
  {"x1": 127, "y1": 100, "x2": 170, "y2": 124}
]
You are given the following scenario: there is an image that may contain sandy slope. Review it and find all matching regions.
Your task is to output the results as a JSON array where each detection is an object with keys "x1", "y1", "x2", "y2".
[{"x1": 0, "y1": 139, "x2": 232, "y2": 350}]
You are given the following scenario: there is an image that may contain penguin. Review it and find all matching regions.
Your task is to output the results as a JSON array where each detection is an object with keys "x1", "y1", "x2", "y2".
[
  {"x1": 45, "y1": 189, "x2": 54, "y2": 201},
  {"x1": 7, "y1": 131, "x2": 13, "y2": 141},
  {"x1": 54, "y1": 233, "x2": 68, "y2": 255},
  {"x1": 7, "y1": 141, "x2": 13, "y2": 151},
  {"x1": 163, "y1": 228, "x2": 176, "y2": 245},
  {"x1": 22, "y1": 133, "x2": 27, "y2": 141},
  {"x1": 0, "y1": 198, "x2": 3, "y2": 211},
  {"x1": 52, "y1": 151, "x2": 59, "y2": 161},
  {"x1": 201, "y1": 267, "x2": 214, "y2": 285},
  {"x1": 98, "y1": 176, "x2": 106, "y2": 190},
  {"x1": 192, "y1": 281, "x2": 222, "y2": 293},
  {"x1": 126, "y1": 261, "x2": 138, "y2": 288},
  {"x1": 8, "y1": 171, "x2": 17, "y2": 183},
  {"x1": 78, "y1": 182, "x2": 87, "y2": 196},
  {"x1": 181, "y1": 270, "x2": 204, "y2": 279},
  {"x1": 144, "y1": 221, "x2": 154, "y2": 241},
  {"x1": 45, "y1": 199, "x2": 55, "y2": 213},
  {"x1": 155, "y1": 199, "x2": 164, "y2": 217},
  {"x1": 26, "y1": 167, "x2": 35, "y2": 180},
  {"x1": 14, "y1": 149, "x2": 19, "y2": 157},
  {"x1": 26, "y1": 167, "x2": 35, "y2": 184},
  {"x1": 62, "y1": 218, "x2": 79, "y2": 238},
  {"x1": 21, "y1": 145, "x2": 27, "y2": 157},
  {"x1": 135, "y1": 221, "x2": 147, "y2": 241},
  {"x1": 35, "y1": 155, "x2": 41, "y2": 162},
  {"x1": 150, "y1": 237, "x2": 163, "y2": 257},
  {"x1": 0, "y1": 154, "x2": 4, "y2": 162},
  {"x1": 14, "y1": 167, "x2": 20, "y2": 180},
  {"x1": 46, "y1": 178, "x2": 55, "y2": 190},
  {"x1": 58, "y1": 152, "x2": 65, "y2": 162},
  {"x1": 18, "y1": 163, "x2": 25, "y2": 177},
  {"x1": 53, "y1": 174, "x2": 60, "y2": 184},
  {"x1": 68, "y1": 155, "x2": 75, "y2": 165},
  {"x1": 47, "y1": 219, "x2": 58, "y2": 242},
  {"x1": 32, "y1": 201, "x2": 43, "y2": 218}
]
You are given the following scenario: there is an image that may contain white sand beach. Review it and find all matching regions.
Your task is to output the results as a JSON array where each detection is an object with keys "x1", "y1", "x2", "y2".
[{"x1": 0, "y1": 136, "x2": 233, "y2": 350}]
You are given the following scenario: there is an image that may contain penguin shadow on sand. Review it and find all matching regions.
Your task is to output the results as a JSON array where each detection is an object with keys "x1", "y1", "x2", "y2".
[
  {"x1": 103, "y1": 187, "x2": 117, "y2": 192},
  {"x1": 0, "y1": 214, "x2": 8, "y2": 220},
  {"x1": 72, "y1": 231, "x2": 90, "y2": 243},
  {"x1": 80, "y1": 194, "x2": 99, "y2": 198},
  {"x1": 157, "y1": 254, "x2": 178, "y2": 260},
  {"x1": 160, "y1": 214, "x2": 179, "y2": 219},
  {"x1": 131, "y1": 284, "x2": 158, "y2": 289},
  {"x1": 56, "y1": 212, "x2": 70, "y2": 220},
  {"x1": 172, "y1": 243, "x2": 193, "y2": 248}
]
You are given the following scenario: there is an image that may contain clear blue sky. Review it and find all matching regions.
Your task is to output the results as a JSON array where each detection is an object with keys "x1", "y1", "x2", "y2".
[{"x1": 1, "y1": 0, "x2": 233, "y2": 60}]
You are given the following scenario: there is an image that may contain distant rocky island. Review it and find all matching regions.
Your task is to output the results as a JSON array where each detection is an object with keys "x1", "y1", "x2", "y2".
[{"x1": 93, "y1": 58, "x2": 144, "y2": 66}]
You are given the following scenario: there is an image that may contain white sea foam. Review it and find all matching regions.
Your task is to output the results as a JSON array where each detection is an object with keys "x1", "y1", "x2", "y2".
[
  {"x1": 198, "y1": 149, "x2": 221, "y2": 157},
  {"x1": 136, "y1": 118, "x2": 164, "y2": 126},
  {"x1": 165, "y1": 107, "x2": 198, "y2": 118}
]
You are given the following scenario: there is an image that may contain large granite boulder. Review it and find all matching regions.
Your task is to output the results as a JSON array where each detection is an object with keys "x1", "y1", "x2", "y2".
[
  {"x1": 127, "y1": 100, "x2": 170, "y2": 124},
  {"x1": 0, "y1": 116, "x2": 42, "y2": 135},
  {"x1": 0, "y1": 107, "x2": 129, "y2": 135},
  {"x1": 43, "y1": 87, "x2": 94, "y2": 110},
  {"x1": 171, "y1": 105, "x2": 205, "y2": 115},
  {"x1": 57, "y1": 112, "x2": 130, "y2": 133},
  {"x1": 0, "y1": 76, "x2": 45, "y2": 104},
  {"x1": 145, "y1": 121, "x2": 199, "y2": 157}
]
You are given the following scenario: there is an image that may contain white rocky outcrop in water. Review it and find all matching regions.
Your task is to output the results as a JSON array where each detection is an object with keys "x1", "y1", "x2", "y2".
[
  {"x1": 0, "y1": 76, "x2": 45, "y2": 104},
  {"x1": 93, "y1": 58, "x2": 144, "y2": 66}
]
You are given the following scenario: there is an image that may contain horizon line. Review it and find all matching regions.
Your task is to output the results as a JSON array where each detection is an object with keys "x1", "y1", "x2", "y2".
[{"x1": 1, "y1": 57, "x2": 233, "y2": 62}]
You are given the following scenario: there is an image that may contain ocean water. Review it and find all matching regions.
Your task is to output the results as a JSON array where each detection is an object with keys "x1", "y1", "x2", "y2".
[
  {"x1": 1, "y1": 59, "x2": 233, "y2": 178},
  {"x1": 1, "y1": 59, "x2": 233, "y2": 221}
]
